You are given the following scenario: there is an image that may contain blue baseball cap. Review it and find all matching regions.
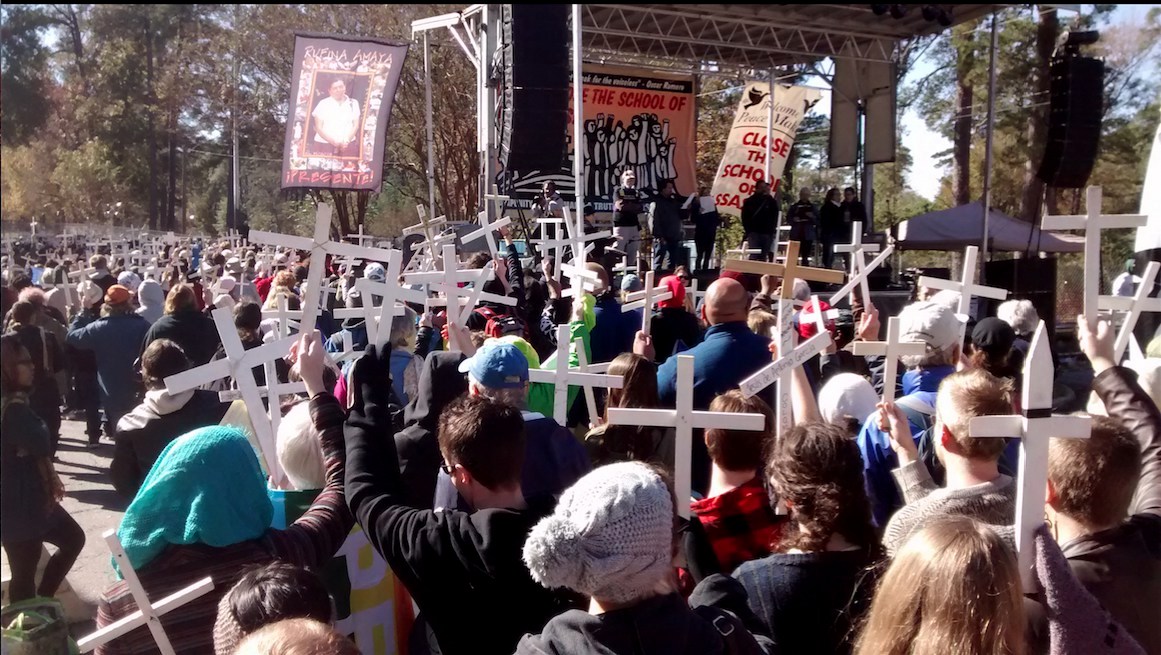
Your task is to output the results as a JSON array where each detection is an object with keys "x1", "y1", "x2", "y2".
[{"x1": 458, "y1": 342, "x2": 529, "y2": 389}]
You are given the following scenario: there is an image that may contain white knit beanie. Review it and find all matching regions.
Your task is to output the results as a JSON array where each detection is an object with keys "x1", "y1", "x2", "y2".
[
  {"x1": 523, "y1": 462, "x2": 674, "y2": 604},
  {"x1": 818, "y1": 373, "x2": 879, "y2": 425}
]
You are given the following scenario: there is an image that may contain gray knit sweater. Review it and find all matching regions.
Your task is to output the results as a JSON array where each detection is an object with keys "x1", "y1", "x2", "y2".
[{"x1": 882, "y1": 460, "x2": 1016, "y2": 555}]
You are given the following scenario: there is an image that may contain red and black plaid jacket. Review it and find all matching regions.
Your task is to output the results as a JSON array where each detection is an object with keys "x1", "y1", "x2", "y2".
[{"x1": 690, "y1": 477, "x2": 784, "y2": 574}]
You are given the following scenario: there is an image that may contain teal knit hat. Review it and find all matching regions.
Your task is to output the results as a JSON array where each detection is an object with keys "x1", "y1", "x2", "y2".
[{"x1": 115, "y1": 426, "x2": 273, "y2": 576}]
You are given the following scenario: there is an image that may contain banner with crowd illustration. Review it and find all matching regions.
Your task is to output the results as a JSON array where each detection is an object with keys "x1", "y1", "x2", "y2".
[
  {"x1": 711, "y1": 83, "x2": 823, "y2": 219},
  {"x1": 281, "y1": 33, "x2": 408, "y2": 192},
  {"x1": 505, "y1": 65, "x2": 697, "y2": 212}
]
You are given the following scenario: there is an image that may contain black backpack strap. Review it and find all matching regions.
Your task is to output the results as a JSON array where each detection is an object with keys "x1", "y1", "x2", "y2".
[{"x1": 690, "y1": 605, "x2": 771, "y2": 655}]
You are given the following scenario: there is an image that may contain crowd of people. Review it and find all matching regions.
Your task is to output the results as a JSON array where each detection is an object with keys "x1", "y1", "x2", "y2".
[{"x1": 0, "y1": 221, "x2": 1158, "y2": 655}]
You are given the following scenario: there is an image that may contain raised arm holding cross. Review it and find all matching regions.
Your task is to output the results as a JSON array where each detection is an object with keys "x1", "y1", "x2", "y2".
[
  {"x1": 968, "y1": 321, "x2": 1091, "y2": 587},
  {"x1": 724, "y1": 240, "x2": 845, "y2": 434}
]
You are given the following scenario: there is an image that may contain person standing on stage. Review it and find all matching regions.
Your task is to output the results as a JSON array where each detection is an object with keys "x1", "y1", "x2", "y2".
[
  {"x1": 820, "y1": 188, "x2": 846, "y2": 270},
  {"x1": 741, "y1": 180, "x2": 780, "y2": 262},
  {"x1": 532, "y1": 181, "x2": 564, "y2": 219},
  {"x1": 612, "y1": 170, "x2": 645, "y2": 269},
  {"x1": 842, "y1": 186, "x2": 869, "y2": 235},
  {"x1": 692, "y1": 186, "x2": 721, "y2": 272},
  {"x1": 648, "y1": 179, "x2": 684, "y2": 273},
  {"x1": 787, "y1": 187, "x2": 820, "y2": 266}
]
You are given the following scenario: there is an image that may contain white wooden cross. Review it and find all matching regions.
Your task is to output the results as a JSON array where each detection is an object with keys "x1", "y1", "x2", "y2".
[
  {"x1": 561, "y1": 206, "x2": 612, "y2": 269},
  {"x1": 351, "y1": 260, "x2": 429, "y2": 347},
  {"x1": 528, "y1": 324, "x2": 624, "y2": 425},
  {"x1": 76, "y1": 530, "x2": 214, "y2": 655},
  {"x1": 724, "y1": 241, "x2": 846, "y2": 434},
  {"x1": 739, "y1": 330, "x2": 832, "y2": 399},
  {"x1": 262, "y1": 294, "x2": 304, "y2": 340},
  {"x1": 344, "y1": 223, "x2": 377, "y2": 248},
  {"x1": 828, "y1": 245, "x2": 895, "y2": 307},
  {"x1": 685, "y1": 277, "x2": 706, "y2": 313},
  {"x1": 573, "y1": 336, "x2": 615, "y2": 427},
  {"x1": 850, "y1": 316, "x2": 928, "y2": 404},
  {"x1": 534, "y1": 218, "x2": 572, "y2": 284},
  {"x1": 402, "y1": 205, "x2": 448, "y2": 249},
  {"x1": 611, "y1": 252, "x2": 638, "y2": 277},
  {"x1": 112, "y1": 240, "x2": 135, "y2": 269},
  {"x1": 1042, "y1": 186, "x2": 1148, "y2": 331},
  {"x1": 804, "y1": 295, "x2": 842, "y2": 338},
  {"x1": 163, "y1": 307, "x2": 299, "y2": 486},
  {"x1": 621, "y1": 271, "x2": 674, "y2": 336},
  {"x1": 484, "y1": 186, "x2": 511, "y2": 223},
  {"x1": 1098, "y1": 260, "x2": 1160, "y2": 362},
  {"x1": 969, "y1": 321, "x2": 1091, "y2": 587},
  {"x1": 917, "y1": 245, "x2": 1009, "y2": 346},
  {"x1": 726, "y1": 246, "x2": 763, "y2": 259},
  {"x1": 407, "y1": 244, "x2": 514, "y2": 326},
  {"x1": 405, "y1": 232, "x2": 456, "y2": 274},
  {"x1": 462, "y1": 210, "x2": 512, "y2": 260},
  {"x1": 248, "y1": 203, "x2": 395, "y2": 335},
  {"x1": 433, "y1": 264, "x2": 519, "y2": 326},
  {"x1": 219, "y1": 367, "x2": 307, "y2": 445},
  {"x1": 560, "y1": 261, "x2": 600, "y2": 299},
  {"x1": 327, "y1": 329, "x2": 361, "y2": 367},
  {"x1": 605, "y1": 355, "x2": 766, "y2": 519},
  {"x1": 831, "y1": 222, "x2": 889, "y2": 305}
]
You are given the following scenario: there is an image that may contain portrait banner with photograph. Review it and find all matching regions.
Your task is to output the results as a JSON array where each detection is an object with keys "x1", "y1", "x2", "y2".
[
  {"x1": 711, "y1": 83, "x2": 822, "y2": 219},
  {"x1": 281, "y1": 34, "x2": 408, "y2": 192}
]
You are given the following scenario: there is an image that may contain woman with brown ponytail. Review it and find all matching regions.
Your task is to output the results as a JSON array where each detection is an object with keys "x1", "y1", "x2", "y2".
[{"x1": 732, "y1": 421, "x2": 882, "y2": 655}]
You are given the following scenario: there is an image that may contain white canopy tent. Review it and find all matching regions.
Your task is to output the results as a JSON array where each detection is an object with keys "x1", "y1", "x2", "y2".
[{"x1": 894, "y1": 201, "x2": 1085, "y2": 253}]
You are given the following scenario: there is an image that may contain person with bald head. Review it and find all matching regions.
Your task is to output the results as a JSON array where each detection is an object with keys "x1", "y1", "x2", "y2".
[{"x1": 649, "y1": 277, "x2": 771, "y2": 494}]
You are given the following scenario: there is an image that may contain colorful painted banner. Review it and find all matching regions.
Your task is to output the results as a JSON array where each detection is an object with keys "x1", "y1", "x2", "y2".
[
  {"x1": 711, "y1": 83, "x2": 822, "y2": 218},
  {"x1": 281, "y1": 34, "x2": 408, "y2": 192},
  {"x1": 506, "y1": 65, "x2": 697, "y2": 211},
  {"x1": 271, "y1": 488, "x2": 413, "y2": 655}
]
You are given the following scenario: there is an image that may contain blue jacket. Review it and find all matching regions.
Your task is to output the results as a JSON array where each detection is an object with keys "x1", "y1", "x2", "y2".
[
  {"x1": 657, "y1": 321, "x2": 771, "y2": 411},
  {"x1": 590, "y1": 294, "x2": 640, "y2": 364},
  {"x1": 68, "y1": 312, "x2": 152, "y2": 418},
  {"x1": 656, "y1": 321, "x2": 770, "y2": 496},
  {"x1": 857, "y1": 366, "x2": 952, "y2": 526},
  {"x1": 433, "y1": 411, "x2": 591, "y2": 511}
]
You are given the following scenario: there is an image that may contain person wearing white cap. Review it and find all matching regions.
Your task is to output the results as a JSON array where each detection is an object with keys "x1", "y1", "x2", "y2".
[
  {"x1": 72, "y1": 280, "x2": 107, "y2": 445},
  {"x1": 212, "y1": 275, "x2": 240, "y2": 311},
  {"x1": 518, "y1": 462, "x2": 767, "y2": 654},
  {"x1": 855, "y1": 300, "x2": 963, "y2": 525},
  {"x1": 117, "y1": 270, "x2": 142, "y2": 295},
  {"x1": 819, "y1": 373, "x2": 880, "y2": 436}
]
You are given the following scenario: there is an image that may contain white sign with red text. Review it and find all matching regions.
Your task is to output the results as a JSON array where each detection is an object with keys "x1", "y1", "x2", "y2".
[{"x1": 711, "y1": 83, "x2": 822, "y2": 218}]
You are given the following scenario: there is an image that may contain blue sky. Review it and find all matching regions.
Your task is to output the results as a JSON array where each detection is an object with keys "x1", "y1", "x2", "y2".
[{"x1": 898, "y1": 3, "x2": 1158, "y2": 199}]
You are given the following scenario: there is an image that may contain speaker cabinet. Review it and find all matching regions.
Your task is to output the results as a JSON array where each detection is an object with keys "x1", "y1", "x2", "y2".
[{"x1": 1037, "y1": 57, "x2": 1104, "y2": 189}]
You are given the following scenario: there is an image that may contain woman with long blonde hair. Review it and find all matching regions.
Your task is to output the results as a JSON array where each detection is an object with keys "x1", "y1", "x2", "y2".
[{"x1": 855, "y1": 516, "x2": 1024, "y2": 655}]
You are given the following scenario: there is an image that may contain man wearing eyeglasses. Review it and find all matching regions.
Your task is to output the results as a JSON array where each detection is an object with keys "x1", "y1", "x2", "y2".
[{"x1": 433, "y1": 339, "x2": 590, "y2": 512}]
